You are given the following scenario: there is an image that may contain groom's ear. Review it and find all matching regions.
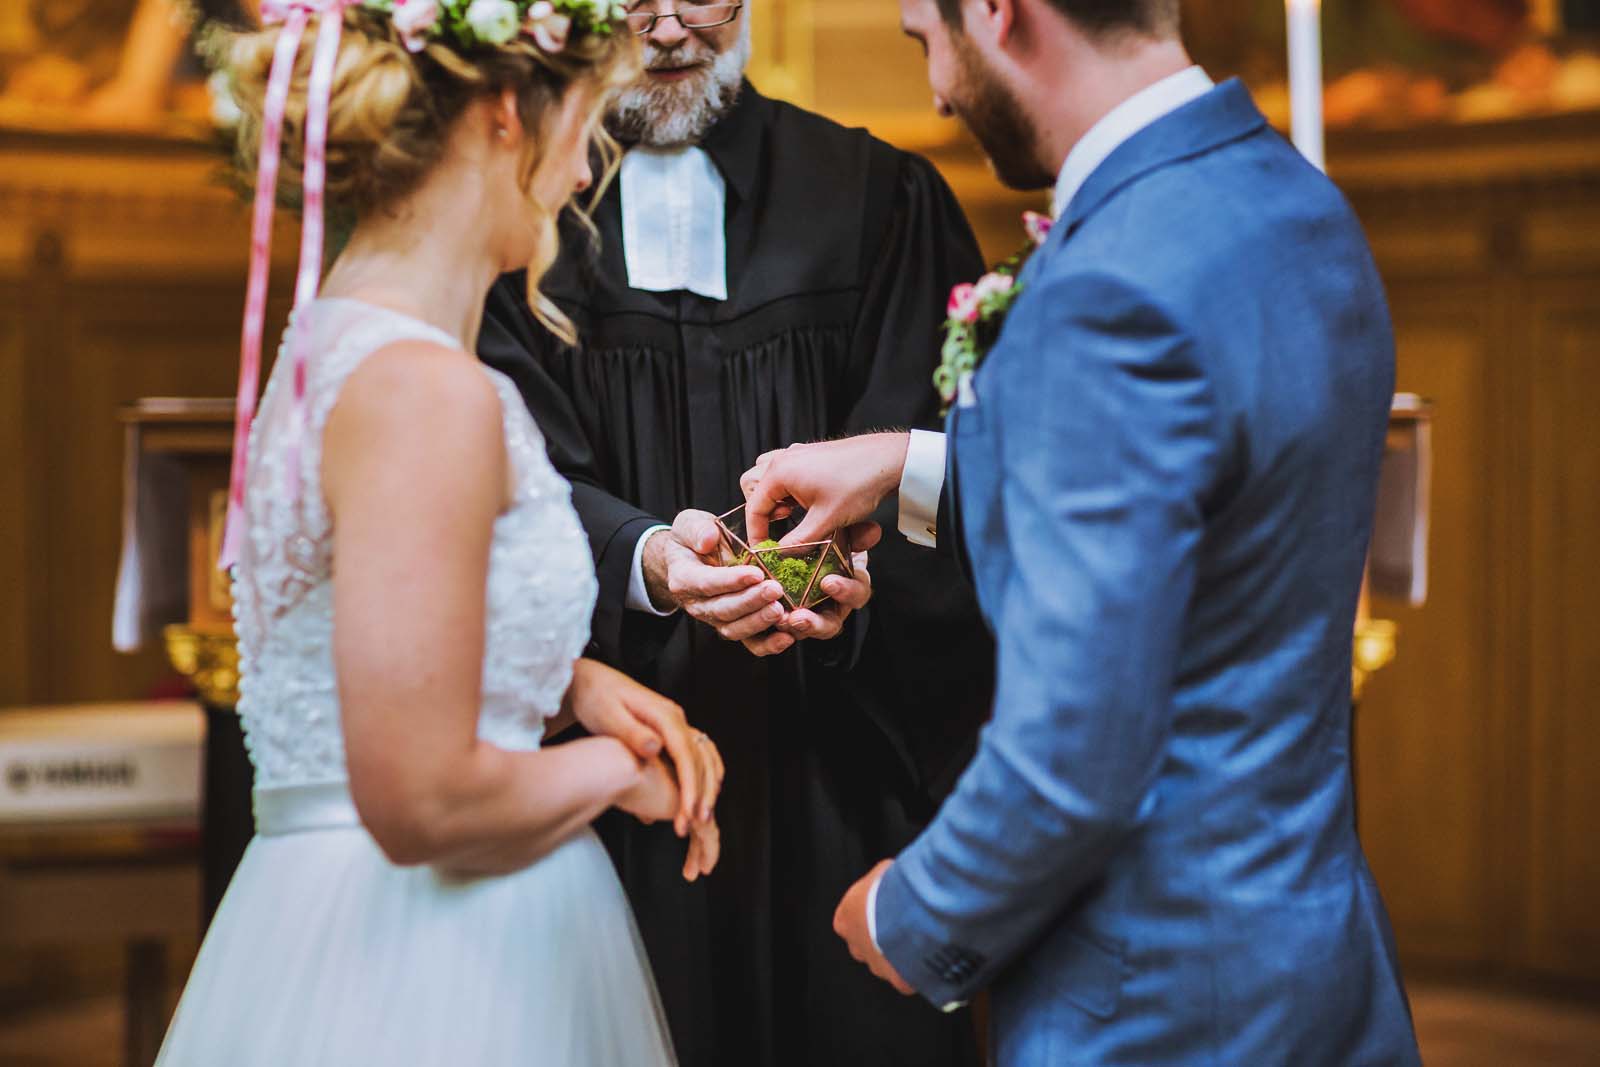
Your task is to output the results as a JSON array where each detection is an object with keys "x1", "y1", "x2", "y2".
[{"x1": 969, "y1": 0, "x2": 1016, "y2": 48}]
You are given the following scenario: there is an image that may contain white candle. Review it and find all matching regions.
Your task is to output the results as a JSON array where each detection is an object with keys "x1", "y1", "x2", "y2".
[{"x1": 1286, "y1": 0, "x2": 1325, "y2": 171}]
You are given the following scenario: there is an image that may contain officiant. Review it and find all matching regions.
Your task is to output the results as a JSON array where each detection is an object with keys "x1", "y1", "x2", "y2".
[{"x1": 477, "y1": 4, "x2": 992, "y2": 1065}]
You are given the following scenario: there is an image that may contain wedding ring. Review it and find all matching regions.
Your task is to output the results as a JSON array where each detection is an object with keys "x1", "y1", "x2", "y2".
[{"x1": 693, "y1": 732, "x2": 709, "y2": 746}]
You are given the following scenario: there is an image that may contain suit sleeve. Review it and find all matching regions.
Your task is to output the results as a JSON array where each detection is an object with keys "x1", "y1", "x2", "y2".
[
  {"x1": 874, "y1": 269, "x2": 1223, "y2": 1006},
  {"x1": 477, "y1": 273, "x2": 665, "y2": 664}
]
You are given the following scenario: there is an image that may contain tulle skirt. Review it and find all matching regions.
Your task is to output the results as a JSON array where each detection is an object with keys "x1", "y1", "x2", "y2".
[{"x1": 156, "y1": 798, "x2": 676, "y2": 1067}]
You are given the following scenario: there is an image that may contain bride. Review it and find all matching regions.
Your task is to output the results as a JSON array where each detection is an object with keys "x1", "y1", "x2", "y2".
[{"x1": 155, "y1": 2, "x2": 721, "y2": 1063}]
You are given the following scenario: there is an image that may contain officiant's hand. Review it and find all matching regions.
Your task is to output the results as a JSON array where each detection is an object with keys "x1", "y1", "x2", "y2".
[
  {"x1": 740, "y1": 433, "x2": 910, "y2": 545},
  {"x1": 564, "y1": 659, "x2": 724, "y2": 837},
  {"x1": 835, "y1": 860, "x2": 915, "y2": 996},
  {"x1": 777, "y1": 543, "x2": 875, "y2": 644},
  {"x1": 645, "y1": 510, "x2": 797, "y2": 657}
]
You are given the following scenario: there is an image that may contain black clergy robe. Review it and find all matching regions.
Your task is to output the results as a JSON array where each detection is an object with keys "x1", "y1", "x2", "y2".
[{"x1": 478, "y1": 85, "x2": 994, "y2": 1067}]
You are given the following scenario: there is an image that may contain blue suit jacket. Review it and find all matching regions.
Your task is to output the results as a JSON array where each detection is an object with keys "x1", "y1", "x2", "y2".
[{"x1": 875, "y1": 81, "x2": 1422, "y2": 1066}]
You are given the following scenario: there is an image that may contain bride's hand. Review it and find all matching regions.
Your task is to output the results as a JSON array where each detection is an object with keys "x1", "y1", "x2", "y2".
[
  {"x1": 616, "y1": 755, "x2": 681, "y2": 827},
  {"x1": 615, "y1": 759, "x2": 722, "y2": 883},
  {"x1": 683, "y1": 815, "x2": 721, "y2": 883},
  {"x1": 564, "y1": 659, "x2": 724, "y2": 837}
]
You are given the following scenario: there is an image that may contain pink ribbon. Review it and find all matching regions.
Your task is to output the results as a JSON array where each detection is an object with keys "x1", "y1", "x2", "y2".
[{"x1": 219, "y1": 0, "x2": 353, "y2": 571}]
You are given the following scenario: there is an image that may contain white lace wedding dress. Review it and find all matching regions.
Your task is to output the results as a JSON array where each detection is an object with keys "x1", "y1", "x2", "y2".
[{"x1": 156, "y1": 298, "x2": 676, "y2": 1066}]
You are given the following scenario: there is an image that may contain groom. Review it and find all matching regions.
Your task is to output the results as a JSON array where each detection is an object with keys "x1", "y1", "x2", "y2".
[{"x1": 743, "y1": 0, "x2": 1423, "y2": 1063}]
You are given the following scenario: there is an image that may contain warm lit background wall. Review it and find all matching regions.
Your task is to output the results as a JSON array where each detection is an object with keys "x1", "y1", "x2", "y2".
[{"x1": 2, "y1": 0, "x2": 1599, "y2": 995}]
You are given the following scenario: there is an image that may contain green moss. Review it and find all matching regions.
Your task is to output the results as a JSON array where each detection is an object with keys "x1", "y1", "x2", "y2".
[{"x1": 738, "y1": 539, "x2": 829, "y2": 604}]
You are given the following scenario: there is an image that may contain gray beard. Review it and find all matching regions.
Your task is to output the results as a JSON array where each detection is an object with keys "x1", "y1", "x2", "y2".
[{"x1": 607, "y1": 20, "x2": 752, "y2": 147}]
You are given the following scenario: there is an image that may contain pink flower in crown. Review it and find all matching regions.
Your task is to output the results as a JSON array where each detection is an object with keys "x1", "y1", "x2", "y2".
[
  {"x1": 524, "y1": 1, "x2": 573, "y2": 53},
  {"x1": 948, "y1": 282, "x2": 981, "y2": 324},
  {"x1": 1022, "y1": 210, "x2": 1053, "y2": 247},
  {"x1": 974, "y1": 271, "x2": 1014, "y2": 303},
  {"x1": 392, "y1": 0, "x2": 441, "y2": 52}
]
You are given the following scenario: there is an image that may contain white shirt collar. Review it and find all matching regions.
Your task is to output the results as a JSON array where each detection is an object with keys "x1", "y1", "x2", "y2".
[
  {"x1": 620, "y1": 145, "x2": 729, "y2": 302},
  {"x1": 1051, "y1": 65, "x2": 1215, "y2": 220}
]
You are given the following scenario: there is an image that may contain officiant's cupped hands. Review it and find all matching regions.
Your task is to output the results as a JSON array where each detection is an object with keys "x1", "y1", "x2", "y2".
[
  {"x1": 643, "y1": 509, "x2": 876, "y2": 658},
  {"x1": 562, "y1": 659, "x2": 722, "y2": 881}
]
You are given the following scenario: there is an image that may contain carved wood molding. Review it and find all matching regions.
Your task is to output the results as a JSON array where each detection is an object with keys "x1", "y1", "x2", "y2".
[{"x1": 0, "y1": 124, "x2": 299, "y2": 279}]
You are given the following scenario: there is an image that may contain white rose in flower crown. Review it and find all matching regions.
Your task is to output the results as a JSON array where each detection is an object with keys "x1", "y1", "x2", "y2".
[
  {"x1": 464, "y1": 0, "x2": 521, "y2": 45},
  {"x1": 391, "y1": 0, "x2": 441, "y2": 52}
]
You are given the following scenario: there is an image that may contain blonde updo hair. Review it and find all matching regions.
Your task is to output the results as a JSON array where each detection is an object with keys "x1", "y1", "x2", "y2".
[{"x1": 221, "y1": 6, "x2": 639, "y2": 339}]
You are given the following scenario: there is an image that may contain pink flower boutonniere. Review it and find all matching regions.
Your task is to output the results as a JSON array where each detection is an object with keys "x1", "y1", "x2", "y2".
[{"x1": 934, "y1": 210, "x2": 1053, "y2": 414}]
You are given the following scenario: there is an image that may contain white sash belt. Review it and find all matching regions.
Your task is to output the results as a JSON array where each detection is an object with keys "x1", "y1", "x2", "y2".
[{"x1": 254, "y1": 782, "x2": 362, "y2": 837}]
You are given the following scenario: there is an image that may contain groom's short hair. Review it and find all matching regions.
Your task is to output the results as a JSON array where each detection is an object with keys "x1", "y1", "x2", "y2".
[{"x1": 935, "y1": 0, "x2": 1180, "y2": 39}]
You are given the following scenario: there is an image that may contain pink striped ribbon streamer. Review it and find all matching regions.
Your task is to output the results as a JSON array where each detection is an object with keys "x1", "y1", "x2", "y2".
[{"x1": 218, "y1": 0, "x2": 352, "y2": 571}]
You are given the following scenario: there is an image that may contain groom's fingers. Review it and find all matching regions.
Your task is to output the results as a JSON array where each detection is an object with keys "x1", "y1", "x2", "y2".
[
  {"x1": 738, "y1": 452, "x2": 779, "y2": 500},
  {"x1": 743, "y1": 469, "x2": 794, "y2": 544}
]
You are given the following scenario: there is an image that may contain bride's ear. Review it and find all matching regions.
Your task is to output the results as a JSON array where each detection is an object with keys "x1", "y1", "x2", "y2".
[{"x1": 491, "y1": 87, "x2": 523, "y2": 146}]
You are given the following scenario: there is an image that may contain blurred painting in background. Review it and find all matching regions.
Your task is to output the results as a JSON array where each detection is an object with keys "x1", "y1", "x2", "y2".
[
  {"x1": 0, "y1": 0, "x2": 253, "y2": 131},
  {"x1": 1184, "y1": 0, "x2": 1600, "y2": 129}
]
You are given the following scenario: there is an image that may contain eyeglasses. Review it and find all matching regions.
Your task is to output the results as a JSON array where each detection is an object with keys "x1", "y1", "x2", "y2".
[{"x1": 626, "y1": 2, "x2": 744, "y2": 36}]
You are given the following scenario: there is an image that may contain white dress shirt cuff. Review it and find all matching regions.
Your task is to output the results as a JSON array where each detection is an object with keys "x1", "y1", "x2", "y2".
[
  {"x1": 896, "y1": 430, "x2": 946, "y2": 548},
  {"x1": 866, "y1": 867, "x2": 885, "y2": 953},
  {"x1": 625, "y1": 525, "x2": 677, "y2": 616}
]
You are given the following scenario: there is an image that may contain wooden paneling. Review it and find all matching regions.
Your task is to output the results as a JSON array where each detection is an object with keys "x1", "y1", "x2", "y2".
[
  {"x1": 0, "y1": 124, "x2": 294, "y2": 708},
  {"x1": 1337, "y1": 124, "x2": 1600, "y2": 982},
  {"x1": 1358, "y1": 290, "x2": 1505, "y2": 967},
  {"x1": 23, "y1": 280, "x2": 248, "y2": 704},
  {"x1": 1524, "y1": 284, "x2": 1600, "y2": 975},
  {"x1": 0, "y1": 283, "x2": 28, "y2": 705}
]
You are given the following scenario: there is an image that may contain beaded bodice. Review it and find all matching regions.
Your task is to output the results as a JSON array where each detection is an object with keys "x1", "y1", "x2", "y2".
[{"x1": 232, "y1": 298, "x2": 597, "y2": 791}]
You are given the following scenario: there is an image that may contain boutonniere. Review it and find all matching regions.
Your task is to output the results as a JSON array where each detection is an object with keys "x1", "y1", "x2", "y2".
[{"x1": 934, "y1": 210, "x2": 1054, "y2": 414}]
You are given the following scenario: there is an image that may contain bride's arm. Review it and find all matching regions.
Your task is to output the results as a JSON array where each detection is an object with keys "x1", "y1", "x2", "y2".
[{"x1": 323, "y1": 341, "x2": 643, "y2": 870}]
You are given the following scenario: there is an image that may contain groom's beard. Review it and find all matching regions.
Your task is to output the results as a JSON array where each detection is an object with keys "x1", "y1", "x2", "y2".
[
  {"x1": 949, "y1": 35, "x2": 1054, "y2": 192},
  {"x1": 607, "y1": 19, "x2": 752, "y2": 148}
]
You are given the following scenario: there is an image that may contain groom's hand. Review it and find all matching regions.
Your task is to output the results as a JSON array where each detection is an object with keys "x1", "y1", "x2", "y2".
[
  {"x1": 834, "y1": 860, "x2": 915, "y2": 996},
  {"x1": 741, "y1": 433, "x2": 911, "y2": 545},
  {"x1": 644, "y1": 510, "x2": 796, "y2": 657}
]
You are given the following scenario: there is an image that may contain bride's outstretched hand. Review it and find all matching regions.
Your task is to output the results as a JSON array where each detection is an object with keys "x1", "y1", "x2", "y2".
[{"x1": 564, "y1": 659, "x2": 724, "y2": 837}]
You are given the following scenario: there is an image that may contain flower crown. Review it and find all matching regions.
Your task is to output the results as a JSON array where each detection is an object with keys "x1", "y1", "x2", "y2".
[
  {"x1": 364, "y1": 0, "x2": 628, "y2": 54},
  {"x1": 217, "y1": 0, "x2": 630, "y2": 572}
]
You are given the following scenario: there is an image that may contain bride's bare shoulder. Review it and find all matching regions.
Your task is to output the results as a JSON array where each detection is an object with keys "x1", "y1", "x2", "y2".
[
  {"x1": 333, "y1": 339, "x2": 501, "y2": 437},
  {"x1": 323, "y1": 339, "x2": 506, "y2": 499}
]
